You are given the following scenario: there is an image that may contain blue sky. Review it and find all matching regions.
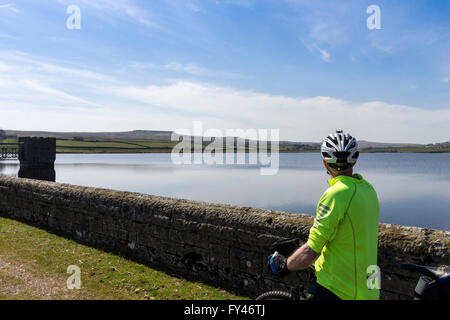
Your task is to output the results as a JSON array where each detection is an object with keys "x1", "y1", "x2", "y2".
[{"x1": 0, "y1": 0, "x2": 449, "y2": 143}]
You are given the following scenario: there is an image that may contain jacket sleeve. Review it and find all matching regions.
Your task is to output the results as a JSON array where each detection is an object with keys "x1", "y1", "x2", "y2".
[{"x1": 307, "y1": 189, "x2": 346, "y2": 253}]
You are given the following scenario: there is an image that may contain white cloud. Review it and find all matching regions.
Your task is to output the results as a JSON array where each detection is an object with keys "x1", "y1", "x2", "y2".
[
  {"x1": 0, "y1": 106, "x2": 207, "y2": 133},
  {"x1": 55, "y1": 0, "x2": 160, "y2": 29},
  {"x1": 368, "y1": 33, "x2": 394, "y2": 54},
  {"x1": 220, "y1": 0, "x2": 254, "y2": 7},
  {"x1": 0, "y1": 3, "x2": 19, "y2": 13},
  {"x1": 0, "y1": 51, "x2": 114, "y2": 82},
  {"x1": 0, "y1": 51, "x2": 449, "y2": 144},
  {"x1": 317, "y1": 47, "x2": 331, "y2": 63},
  {"x1": 19, "y1": 79, "x2": 101, "y2": 108},
  {"x1": 104, "y1": 81, "x2": 450, "y2": 143},
  {"x1": 187, "y1": 3, "x2": 204, "y2": 13},
  {"x1": 302, "y1": 41, "x2": 332, "y2": 63},
  {"x1": 369, "y1": 26, "x2": 450, "y2": 55},
  {"x1": 129, "y1": 61, "x2": 248, "y2": 79},
  {"x1": 0, "y1": 51, "x2": 108, "y2": 113},
  {"x1": 443, "y1": 77, "x2": 449, "y2": 83},
  {"x1": 288, "y1": 0, "x2": 353, "y2": 50}
]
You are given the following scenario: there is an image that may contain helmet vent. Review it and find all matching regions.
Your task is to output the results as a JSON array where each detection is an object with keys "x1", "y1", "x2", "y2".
[
  {"x1": 321, "y1": 130, "x2": 359, "y2": 166},
  {"x1": 333, "y1": 151, "x2": 350, "y2": 159}
]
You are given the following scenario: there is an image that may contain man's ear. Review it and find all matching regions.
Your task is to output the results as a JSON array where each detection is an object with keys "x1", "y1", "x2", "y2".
[{"x1": 323, "y1": 160, "x2": 331, "y2": 176}]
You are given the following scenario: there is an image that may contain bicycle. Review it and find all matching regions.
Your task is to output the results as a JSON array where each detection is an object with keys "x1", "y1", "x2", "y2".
[
  {"x1": 255, "y1": 272, "x2": 311, "y2": 300},
  {"x1": 256, "y1": 238, "x2": 450, "y2": 300},
  {"x1": 256, "y1": 238, "x2": 312, "y2": 300},
  {"x1": 398, "y1": 262, "x2": 450, "y2": 300}
]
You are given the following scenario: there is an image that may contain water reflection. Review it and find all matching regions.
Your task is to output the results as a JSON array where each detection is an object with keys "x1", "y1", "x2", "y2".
[
  {"x1": 18, "y1": 167, "x2": 55, "y2": 181},
  {"x1": 0, "y1": 160, "x2": 18, "y2": 178},
  {"x1": 1, "y1": 153, "x2": 449, "y2": 230},
  {"x1": 0, "y1": 160, "x2": 54, "y2": 181}
]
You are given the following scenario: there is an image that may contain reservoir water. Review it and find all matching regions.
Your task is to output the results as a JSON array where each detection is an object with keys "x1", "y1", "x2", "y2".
[{"x1": 1, "y1": 153, "x2": 449, "y2": 231}]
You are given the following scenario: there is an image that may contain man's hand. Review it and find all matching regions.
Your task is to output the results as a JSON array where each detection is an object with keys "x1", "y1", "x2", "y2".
[{"x1": 268, "y1": 251, "x2": 289, "y2": 276}]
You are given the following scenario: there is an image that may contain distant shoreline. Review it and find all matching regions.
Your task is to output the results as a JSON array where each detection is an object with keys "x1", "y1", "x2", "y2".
[
  {"x1": 52, "y1": 150, "x2": 450, "y2": 155},
  {"x1": 1, "y1": 135, "x2": 450, "y2": 154}
]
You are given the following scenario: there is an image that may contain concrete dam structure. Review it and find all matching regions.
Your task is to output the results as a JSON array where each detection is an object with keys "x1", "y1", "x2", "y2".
[
  {"x1": 18, "y1": 137, "x2": 56, "y2": 182},
  {"x1": 0, "y1": 175, "x2": 448, "y2": 299}
]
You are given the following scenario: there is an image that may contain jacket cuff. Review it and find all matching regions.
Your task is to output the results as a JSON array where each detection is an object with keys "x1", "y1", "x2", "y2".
[{"x1": 307, "y1": 232, "x2": 327, "y2": 253}]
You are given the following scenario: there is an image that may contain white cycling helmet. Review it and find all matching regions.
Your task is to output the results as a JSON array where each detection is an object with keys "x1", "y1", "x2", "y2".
[{"x1": 321, "y1": 130, "x2": 359, "y2": 170}]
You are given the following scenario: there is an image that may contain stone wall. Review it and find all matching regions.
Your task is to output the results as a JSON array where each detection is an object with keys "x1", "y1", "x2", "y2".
[{"x1": 0, "y1": 175, "x2": 448, "y2": 300}]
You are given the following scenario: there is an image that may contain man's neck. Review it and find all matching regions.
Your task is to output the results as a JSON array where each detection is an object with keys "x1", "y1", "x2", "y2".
[{"x1": 329, "y1": 170, "x2": 353, "y2": 179}]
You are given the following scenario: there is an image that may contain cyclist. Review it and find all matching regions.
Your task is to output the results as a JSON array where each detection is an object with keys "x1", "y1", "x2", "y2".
[{"x1": 269, "y1": 130, "x2": 380, "y2": 300}]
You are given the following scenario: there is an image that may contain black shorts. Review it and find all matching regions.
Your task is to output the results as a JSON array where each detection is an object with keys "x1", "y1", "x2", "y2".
[{"x1": 306, "y1": 277, "x2": 341, "y2": 300}]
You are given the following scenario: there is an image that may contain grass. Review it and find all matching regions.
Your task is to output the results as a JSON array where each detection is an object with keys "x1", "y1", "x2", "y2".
[
  {"x1": 362, "y1": 146, "x2": 450, "y2": 153},
  {"x1": 57, "y1": 140, "x2": 147, "y2": 148},
  {"x1": 56, "y1": 139, "x2": 177, "y2": 153},
  {"x1": 1, "y1": 137, "x2": 450, "y2": 154},
  {"x1": 0, "y1": 217, "x2": 248, "y2": 300}
]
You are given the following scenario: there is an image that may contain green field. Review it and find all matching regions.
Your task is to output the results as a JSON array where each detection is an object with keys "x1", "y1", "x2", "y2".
[
  {"x1": 0, "y1": 138, "x2": 178, "y2": 154},
  {"x1": 1, "y1": 137, "x2": 450, "y2": 154},
  {"x1": 361, "y1": 146, "x2": 450, "y2": 153},
  {"x1": 0, "y1": 217, "x2": 248, "y2": 300}
]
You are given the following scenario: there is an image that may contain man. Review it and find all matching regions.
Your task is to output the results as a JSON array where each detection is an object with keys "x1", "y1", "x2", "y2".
[{"x1": 269, "y1": 130, "x2": 380, "y2": 300}]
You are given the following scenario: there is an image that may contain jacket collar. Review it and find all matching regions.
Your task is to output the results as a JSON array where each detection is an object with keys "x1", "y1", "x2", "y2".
[{"x1": 328, "y1": 173, "x2": 363, "y2": 186}]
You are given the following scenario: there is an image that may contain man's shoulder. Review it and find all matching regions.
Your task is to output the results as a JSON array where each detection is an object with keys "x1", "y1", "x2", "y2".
[
  {"x1": 319, "y1": 183, "x2": 356, "y2": 211},
  {"x1": 325, "y1": 179, "x2": 357, "y2": 198},
  {"x1": 324, "y1": 176, "x2": 378, "y2": 208}
]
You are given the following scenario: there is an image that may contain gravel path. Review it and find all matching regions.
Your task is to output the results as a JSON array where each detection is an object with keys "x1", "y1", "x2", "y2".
[{"x1": 0, "y1": 253, "x2": 88, "y2": 300}]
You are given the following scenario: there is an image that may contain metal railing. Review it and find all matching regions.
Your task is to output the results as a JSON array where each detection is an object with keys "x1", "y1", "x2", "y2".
[{"x1": 0, "y1": 146, "x2": 19, "y2": 159}]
